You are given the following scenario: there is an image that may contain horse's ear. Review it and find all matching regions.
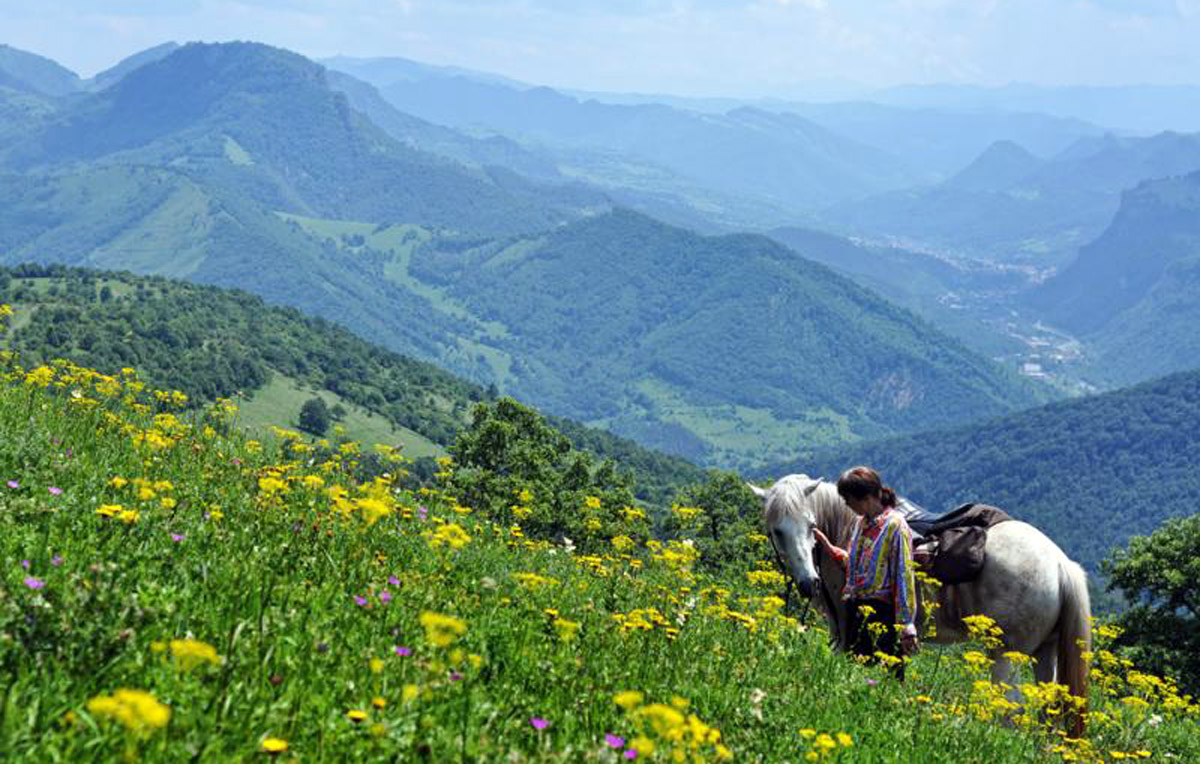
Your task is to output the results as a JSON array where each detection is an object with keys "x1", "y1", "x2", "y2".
[
  {"x1": 803, "y1": 478, "x2": 825, "y2": 497},
  {"x1": 747, "y1": 483, "x2": 768, "y2": 499}
]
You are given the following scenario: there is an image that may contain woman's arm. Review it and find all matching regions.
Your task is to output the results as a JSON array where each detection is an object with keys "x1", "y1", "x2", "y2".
[{"x1": 813, "y1": 528, "x2": 849, "y2": 571}]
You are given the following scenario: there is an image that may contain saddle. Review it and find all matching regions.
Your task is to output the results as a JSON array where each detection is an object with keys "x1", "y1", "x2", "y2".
[{"x1": 898, "y1": 501, "x2": 1013, "y2": 585}]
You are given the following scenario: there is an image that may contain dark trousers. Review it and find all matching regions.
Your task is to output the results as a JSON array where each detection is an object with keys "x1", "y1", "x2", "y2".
[{"x1": 847, "y1": 598, "x2": 906, "y2": 680}]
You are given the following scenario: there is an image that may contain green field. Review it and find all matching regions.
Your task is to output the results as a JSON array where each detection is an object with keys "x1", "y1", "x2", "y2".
[{"x1": 235, "y1": 372, "x2": 446, "y2": 459}]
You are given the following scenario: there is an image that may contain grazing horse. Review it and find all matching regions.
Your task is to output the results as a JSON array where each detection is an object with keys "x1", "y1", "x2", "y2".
[{"x1": 751, "y1": 474, "x2": 1091, "y2": 734}]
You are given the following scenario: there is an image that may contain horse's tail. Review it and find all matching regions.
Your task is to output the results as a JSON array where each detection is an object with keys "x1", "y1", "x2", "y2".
[{"x1": 1057, "y1": 558, "x2": 1092, "y2": 738}]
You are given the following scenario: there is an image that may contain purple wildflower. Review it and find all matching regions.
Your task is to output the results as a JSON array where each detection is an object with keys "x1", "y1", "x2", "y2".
[
  {"x1": 388, "y1": 575, "x2": 401, "y2": 587},
  {"x1": 21, "y1": 559, "x2": 30, "y2": 570},
  {"x1": 48, "y1": 486, "x2": 62, "y2": 495},
  {"x1": 24, "y1": 577, "x2": 44, "y2": 590},
  {"x1": 449, "y1": 672, "x2": 463, "y2": 681},
  {"x1": 379, "y1": 590, "x2": 392, "y2": 604},
  {"x1": 6, "y1": 480, "x2": 17, "y2": 489},
  {"x1": 624, "y1": 750, "x2": 638, "y2": 760},
  {"x1": 353, "y1": 595, "x2": 368, "y2": 607},
  {"x1": 865, "y1": 678, "x2": 879, "y2": 686},
  {"x1": 51, "y1": 555, "x2": 63, "y2": 567},
  {"x1": 605, "y1": 734, "x2": 625, "y2": 748},
  {"x1": 529, "y1": 717, "x2": 549, "y2": 730},
  {"x1": 170, "y1": 533, "x2": 186, "y2": 543},
  {"x1": 394, "y1": 646, "x2": 411, "y2": 656}
]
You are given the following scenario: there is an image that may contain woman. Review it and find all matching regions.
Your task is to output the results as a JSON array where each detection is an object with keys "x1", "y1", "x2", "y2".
[{"x1": 813, "y1": 466, "x2": 919, "y2": 678}]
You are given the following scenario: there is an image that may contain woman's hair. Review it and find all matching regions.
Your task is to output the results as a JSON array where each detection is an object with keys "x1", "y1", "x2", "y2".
[{"x1": 836, "y1": 466, "x2": 897, "y2": 508}]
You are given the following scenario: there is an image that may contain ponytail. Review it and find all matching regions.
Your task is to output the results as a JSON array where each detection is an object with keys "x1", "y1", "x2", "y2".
[{"x1": 879, "y1": 486, "x2": 897, "y2": 508}]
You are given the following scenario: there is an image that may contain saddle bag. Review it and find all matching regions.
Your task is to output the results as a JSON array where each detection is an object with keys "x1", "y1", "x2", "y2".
[{"x1": 924, "y1": 525, "x2": 988, "y2": 584}]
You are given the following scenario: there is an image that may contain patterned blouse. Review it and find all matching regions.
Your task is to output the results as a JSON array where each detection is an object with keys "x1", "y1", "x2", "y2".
[{"x1": 841, "y1": 508, "x2": 917, "y2": 627}]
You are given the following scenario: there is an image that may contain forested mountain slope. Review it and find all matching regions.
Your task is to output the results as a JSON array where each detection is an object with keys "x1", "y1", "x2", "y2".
[{"x1": 404, "y1": 208, "x2": 1044, "y2": 466}]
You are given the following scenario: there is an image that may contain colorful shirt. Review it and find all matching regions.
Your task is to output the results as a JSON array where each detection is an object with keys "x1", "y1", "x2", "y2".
[{"x1": 841, "y1": 508, "x2": 917, "y2": 627}]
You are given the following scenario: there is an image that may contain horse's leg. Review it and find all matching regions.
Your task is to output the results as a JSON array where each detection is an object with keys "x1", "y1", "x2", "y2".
[
  {"x1": 1032, "y1": 639, "x2": 1057, "y2": 685},
  {"x1": 989, "y1": 652, "x2": 1023, "y2": 705}
]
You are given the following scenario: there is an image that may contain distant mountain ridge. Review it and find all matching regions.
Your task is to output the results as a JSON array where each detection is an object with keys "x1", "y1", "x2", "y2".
[
  {"x1": 873, "y1": 82, "x2": 1200, "y2": 134},
  {"x1": 825, "y1": 131, "x2": 1200, "y2": 265},
  {"x1": 325, "y1": 55, "x2": 923, "y2": 213},
  {"x1": 3, "y1": 42, "x2": 606, "y2": 236},
  {"x1": 0, "y1": 43, "x2": 81, "y2": 96}
]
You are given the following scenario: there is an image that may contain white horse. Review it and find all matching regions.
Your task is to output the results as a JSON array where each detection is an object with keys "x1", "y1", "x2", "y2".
[{"x1": 751, "y1": 474, "x2": 1092, "y2": 734}]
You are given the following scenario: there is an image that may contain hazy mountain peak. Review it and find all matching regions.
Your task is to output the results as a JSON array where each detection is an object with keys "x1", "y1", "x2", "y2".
[
  {"x1": 88, "y1": 42, "x2": 180, "y2": 91},
  {"x1": 945, "y1": 138, "x2": 1042, "y2": 191},
  {"x1": 0, "y1": 43, "x2": 81, "y2": 96}
]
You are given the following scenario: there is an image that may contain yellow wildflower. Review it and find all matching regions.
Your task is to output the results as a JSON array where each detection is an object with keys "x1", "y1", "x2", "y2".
[{"x1": 419, "y1": 611, "x2": 467, "y2": 648}]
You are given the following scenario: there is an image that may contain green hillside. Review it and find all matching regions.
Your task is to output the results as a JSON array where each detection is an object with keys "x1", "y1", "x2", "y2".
[
  {"x1": 777, "y1": 368, "x2": 1200, "y2": 574},
  {"x1": 403, "y1": 208, "x2": 1044, "y2": 467},
  {"x1": 0, "y1": 265, "x2": 704, "y2": 506}
]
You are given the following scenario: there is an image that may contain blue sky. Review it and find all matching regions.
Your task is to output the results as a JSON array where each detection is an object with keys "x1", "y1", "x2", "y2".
[{"x1": 4, "y1": 0, "x2": 1200, "y2": 95}]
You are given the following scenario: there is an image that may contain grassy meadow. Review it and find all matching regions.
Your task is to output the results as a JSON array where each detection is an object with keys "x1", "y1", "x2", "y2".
[{"x1": 1, "y1": 340, "x2": 1198, "y2": 761}]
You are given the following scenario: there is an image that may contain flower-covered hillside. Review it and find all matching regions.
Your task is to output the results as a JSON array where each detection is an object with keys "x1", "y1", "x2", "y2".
[{"x1": 1, "y1": 350, "x2": 1198, "y2": 762}]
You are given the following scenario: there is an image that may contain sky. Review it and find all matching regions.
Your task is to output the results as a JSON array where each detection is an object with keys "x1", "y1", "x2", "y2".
[{"x1": 4, "y1": 0, "x2": 1200, "y2": 97}]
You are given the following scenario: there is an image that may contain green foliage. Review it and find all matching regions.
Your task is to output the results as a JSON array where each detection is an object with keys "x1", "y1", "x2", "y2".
[
  {"x1": 297, "y1": 396, "x2": 330, "y2": 436},
  {"x1": 447, "y1": 397, "x2": 647, "y2": 552},
  {"x1": 663, "y1": 471, "x2": 763, "y2": 574},
  {"x1": 1104, "y1": 514, "x2": 1200, "y2": 694}
]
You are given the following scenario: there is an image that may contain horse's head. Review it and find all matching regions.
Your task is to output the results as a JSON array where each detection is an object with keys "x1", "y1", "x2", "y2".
[{"x1": 750, "y1": 474, "x2": 825, "y2": 600}]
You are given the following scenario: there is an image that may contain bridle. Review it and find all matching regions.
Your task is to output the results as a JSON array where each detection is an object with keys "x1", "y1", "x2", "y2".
[
  {"x1": 768, "y1": 514, "x2": 841, "y2": 646},
  {"x1": 768, "y1": 520, "x2": 812, "y2": 627}
]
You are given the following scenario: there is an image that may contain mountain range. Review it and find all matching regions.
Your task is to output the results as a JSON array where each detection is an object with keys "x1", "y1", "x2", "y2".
[
  {"x1": 0, "y1": 40, "x2": 1046, "y2": 468},
  {"x1": 824, "y1": 131, "x2": 1200, "y2": 267}
]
